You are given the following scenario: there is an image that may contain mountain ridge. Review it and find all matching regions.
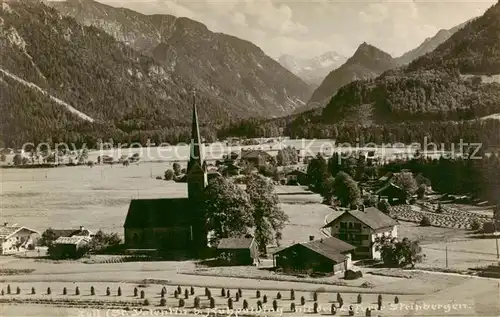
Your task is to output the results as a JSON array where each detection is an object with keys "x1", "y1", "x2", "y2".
[
  {"x1": 320, "y1": 2, "x2": 500, "y2": 125},
  {"x1": 49, "y1": 0, "x2": 313, "y2": 118},
  {"x1": 303, "y1": 42, "x2": 397, "y2": 113}
]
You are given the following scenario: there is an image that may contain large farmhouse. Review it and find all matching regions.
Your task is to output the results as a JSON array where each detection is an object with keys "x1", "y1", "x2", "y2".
[
  {"x1": 0, "y1": 223, "x2": 39, "y2": 255},
  {"x1": 124, "y1": 96, "x2": 208, "y2": 255},
  {"x1": 323, "y1": 206, "x2": 398, "y2": 260}
]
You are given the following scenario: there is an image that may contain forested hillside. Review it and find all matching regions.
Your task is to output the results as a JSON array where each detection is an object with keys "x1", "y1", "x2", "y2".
[{"x1": 321, "y1": 2, "x2": 500, "y2": 125}]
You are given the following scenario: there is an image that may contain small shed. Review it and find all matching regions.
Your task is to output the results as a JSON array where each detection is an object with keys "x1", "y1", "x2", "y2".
[
  {"x1": 51, "y1": 236, "x2": 90, "y2": 259},
  {"x1": 217, "y1": 237, "x2": 259, "y2": 265},
  {"x1": 273, "y1": 237, "x2": 355, "y2": 274}
]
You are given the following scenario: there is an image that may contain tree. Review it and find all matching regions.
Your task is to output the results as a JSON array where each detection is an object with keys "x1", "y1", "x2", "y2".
[
  {"x1": 326, "y1": 172, "x2": 361, "y2": 208},
  {"x1": 0, "y1": 154, "x2": 6, "y2": 162},
  {"x1": 164, "y1": 169, "x2": 175, "y2": 180},
  {"x1": 203, "y1": 176, "x2": 253, "y2": 245},
  {"x1": 87, "y1": 231, "x2": 121, "y2": 253},
  {"x1": 173, "y1": 162, "x2": 181, "y2": 176},
  {"x1": 276, "y1": 146, "x2": 298, "y2": 166},
  {"x1": 307, "y1": 153, "x2": 329, "y2": 193},
  {"x1": 246, "y1": 174, "x2": 289, "y2": 253},
  {"x1": 375, "y1": 236, "x2": 423, "y2": 268},
  {"x1": 40, "y1": 228, "x2": 57, "y2": 247},
  {"x1": 392, "y1": 172, "x2": 418, "y2": 199},
  {"x1": 13, "y1": 154, "x2": 23, "y2": 166}
]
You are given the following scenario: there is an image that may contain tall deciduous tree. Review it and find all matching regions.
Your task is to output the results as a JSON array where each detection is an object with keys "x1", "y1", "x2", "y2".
[
  {"x1": 374, "y1": 236, "x2": 423, "y2": 268},
  {"x1": 246, "y1": 174, "x2": 288, "y2": 253},
  {"x1": 327, "y1": 172, "x2": 361, "y2": 208},
  {"x1": 203, "y1": 176, "x2": 253, "y2": 245},
  {"x1": 307, "y1": 153, "x2": 329, "y2": 193}
]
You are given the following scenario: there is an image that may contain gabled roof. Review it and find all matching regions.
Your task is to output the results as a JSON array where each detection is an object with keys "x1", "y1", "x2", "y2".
[
  {"x1": 218, "y1": 237, "x2": 255, "y2": 249},
  {"x1": 374, "y1": 182, "x2": 405, "y2": 195},
  {"x1": 286, "y1": 169, "x2": 307, "y2": 176},
  {"x1": 241, "y1": 150, "x2": 272, "y2": 159},
  {"x1": 323, "y1": 208, "x2": 397, "y2": 230},
  {"x1": 51, "y1": 229, "x2": 93, "y2": 238},
  {"x1": 0, "y1": 226, "x2": 39, "y2": 240},
  {"x1": 54, "y1": 236, "x2": 90, "y2": 245},
  {"x1": 275, "y1": 237, "x2": 355, "y2": 263},
  {"x1": 124, "y1": 198, "x2": 193, "y2": 228}
]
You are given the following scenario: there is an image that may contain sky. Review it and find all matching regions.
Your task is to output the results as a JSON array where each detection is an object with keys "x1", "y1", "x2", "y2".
[{"x1": 82, "y1": 0, "x2": 496, "y2": 59}]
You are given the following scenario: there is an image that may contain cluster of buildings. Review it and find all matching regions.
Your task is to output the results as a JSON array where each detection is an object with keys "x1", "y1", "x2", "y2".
[{"x1": 2, "y1": 98, "x2": 399, "y2": 277}]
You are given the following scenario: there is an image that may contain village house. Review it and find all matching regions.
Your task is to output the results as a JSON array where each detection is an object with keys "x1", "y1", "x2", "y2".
[
  {"x1": 273, "y1": 236, "x2": 355, "y2": 274},
  {"x1": 240, "y1": 149, "x2": 273, "y2": 167},
  {"x1": 50, "y1": 226, "x2": 95, "y2": 258},
  {"x1": 0, "y1": 223, "x2": 39, "y2": 255},
  {"x1": 124, "y1": 96, "x2": 208, "y2": 256},
  {"x1": 375, "y1": 182, "x2": 407, "y2": 205},
  {"x1": 323, "y1": 206, "x2": 398, "y2": 260},
  {"x1": 217, "y1": 236, "x2": 259, "y2": 265},
  {"x1": 285, "y1": 169, "x2": 308, "y2": 185}
]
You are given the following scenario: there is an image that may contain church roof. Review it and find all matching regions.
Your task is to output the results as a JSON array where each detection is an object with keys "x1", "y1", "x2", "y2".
[{"x1": 124, "y1": 198, "x2": 194, "y2": 228}]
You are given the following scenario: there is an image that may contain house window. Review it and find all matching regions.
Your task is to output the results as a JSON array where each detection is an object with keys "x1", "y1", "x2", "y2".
[
  {"x1": 340, "y1": 222, "x2": 347, "y2": 229},
  {"x1": 348, "y1": 222, "x2": 353, "y2": 229}
]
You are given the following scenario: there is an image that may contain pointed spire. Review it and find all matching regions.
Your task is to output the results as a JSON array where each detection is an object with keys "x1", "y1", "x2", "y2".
[{"x1": 189, "y1": 89, "x2": 203, "y2": 170}]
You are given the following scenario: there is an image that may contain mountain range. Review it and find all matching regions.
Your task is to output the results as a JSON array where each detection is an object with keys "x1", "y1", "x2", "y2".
[
  {"x1": 0, "y1": 0, "x2": 312, "y2": 146},
  {"x1": 320, "y1": 1, "x2": 500, "y2": 125},
  {"x1": 277, "y1": 52, "x2": 347, "y2": 87}
]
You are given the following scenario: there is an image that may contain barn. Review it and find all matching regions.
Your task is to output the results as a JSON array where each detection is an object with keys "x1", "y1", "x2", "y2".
[{"x1": 273, "y1": 236, "x2": 355, "y2": 274}]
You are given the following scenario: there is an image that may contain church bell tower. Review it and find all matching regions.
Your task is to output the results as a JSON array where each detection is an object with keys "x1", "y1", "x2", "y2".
[{"x1": 187, "y1": 90, "x2": 208, "y2": 250}]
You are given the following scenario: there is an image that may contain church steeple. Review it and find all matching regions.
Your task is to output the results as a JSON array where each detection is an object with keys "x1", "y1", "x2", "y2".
[{"x1": 187, "y1": 89, "x2": 207, "y2": 202}]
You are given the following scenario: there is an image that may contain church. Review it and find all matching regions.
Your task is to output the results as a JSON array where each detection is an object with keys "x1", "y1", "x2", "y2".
[{"x1": 123, "y1": 94, "x2": 208, "y2": 255}]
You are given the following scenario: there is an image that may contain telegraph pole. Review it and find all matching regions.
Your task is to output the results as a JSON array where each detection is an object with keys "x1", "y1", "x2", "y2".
[{"x1": 445, "y1": 245, "x2": 448, "y2": 268}]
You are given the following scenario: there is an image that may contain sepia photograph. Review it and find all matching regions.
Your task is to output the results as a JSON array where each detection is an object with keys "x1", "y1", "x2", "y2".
[{"x1": 1, "y1": 0, "x2": 500, "y2": 316}]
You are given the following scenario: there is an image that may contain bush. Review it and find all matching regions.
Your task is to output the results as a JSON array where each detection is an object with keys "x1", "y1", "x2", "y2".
[
  {"x1": 471, "y1": 219, "x2": 481, "y2": 231},
  {"x1": 377, "y1": 200, "x2": 390, "y2": 213},
  {"x1": 420, "y1": 216, "x2": 431, "y2": 227},
  {"x1": 344, "y1": 270, "x2": 363, "y2": 280},
  {"x1": 143, "y1": 299, "x2": 149, "y2": 306},
  {"x1": 164, "y1": 169, "x2": 175, "y2": 180},
  {"x1": 160, "y1": 298, "x2": 166, "y2": 306}
]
